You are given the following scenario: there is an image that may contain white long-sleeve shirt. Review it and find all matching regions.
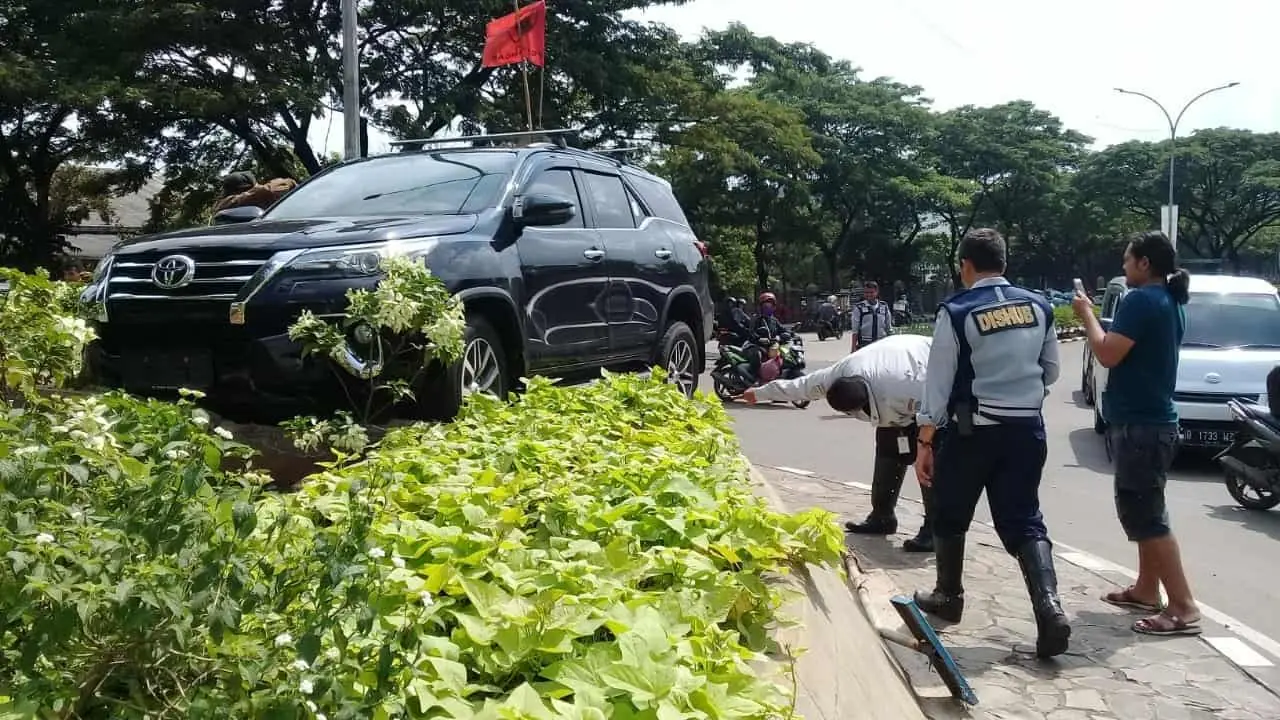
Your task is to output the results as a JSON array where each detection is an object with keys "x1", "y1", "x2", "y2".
[{"x1": 753, "y1": 334, "x2": 931, "y2": 427}]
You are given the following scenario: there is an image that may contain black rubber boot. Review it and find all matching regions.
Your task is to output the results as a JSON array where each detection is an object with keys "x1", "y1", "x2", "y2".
[
  {"x1": 902, "y1": 485, "x2": 935, "y2": 553},
  {"x1": 844, "y1": 455, "x2": 904, "y2": 535},
  {"x1": 914, "y1": 534, "x2": 965, "y2": 622},
  {"x1": 1016, "y1": 540, "x2": 1072, "y2": 658}
]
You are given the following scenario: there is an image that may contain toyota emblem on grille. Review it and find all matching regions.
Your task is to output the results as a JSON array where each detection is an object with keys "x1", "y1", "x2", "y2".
[
  {"x1": 151, "y1": 255, "x2": 196, "y2": 289},
  {"x1": 1205, "y1": 372, "x2": 1222, "y2": 384}
]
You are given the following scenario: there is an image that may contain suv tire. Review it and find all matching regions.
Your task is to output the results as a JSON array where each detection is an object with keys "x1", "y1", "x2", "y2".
[
  {"x1": 657, "y1": 320, "x2": 699, "y2": 399},
  {"x1": 422, "y1": 315, "x2": 509, "y2": 420}
]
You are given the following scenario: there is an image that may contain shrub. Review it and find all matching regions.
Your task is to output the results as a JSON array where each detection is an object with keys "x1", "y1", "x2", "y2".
[
  {"x1": 0, "y1": 372, "x2": 844, "y2": 718},
  {"x1": 0, "y1": 269, "x2": 95, "y2": 403}
]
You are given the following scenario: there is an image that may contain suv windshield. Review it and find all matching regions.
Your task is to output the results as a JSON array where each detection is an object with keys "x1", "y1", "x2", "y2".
[
  {"x1": 1185, "y1": 292, "x2": 1280, "y2": 348},
  {"x1": 265, "y1": 151, "x2": 517, "y2": 219}
]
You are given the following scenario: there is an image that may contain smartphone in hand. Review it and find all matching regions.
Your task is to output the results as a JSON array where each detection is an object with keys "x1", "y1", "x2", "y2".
[{"x1": 1073, "y1": 278, "x2": 1086, "y2": 296}]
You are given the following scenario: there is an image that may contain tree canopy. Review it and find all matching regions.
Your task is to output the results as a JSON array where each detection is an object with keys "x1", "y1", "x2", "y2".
[{"x1": 3, "y1": 3, "x2": 1277, "y2": 292}]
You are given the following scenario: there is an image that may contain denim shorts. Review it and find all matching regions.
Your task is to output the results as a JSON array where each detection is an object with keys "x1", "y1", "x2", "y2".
[{"x1": 1110, "y1": 423, "x2": 1178, "y2": 542}]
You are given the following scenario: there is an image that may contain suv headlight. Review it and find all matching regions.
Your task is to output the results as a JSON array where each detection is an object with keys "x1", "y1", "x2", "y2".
[
  {"x1": 91, "y1": 254, "x2": 113, "y2": 283},
  {"x1": 280, "y1": 237, "x2": 440, "y2": 279}
]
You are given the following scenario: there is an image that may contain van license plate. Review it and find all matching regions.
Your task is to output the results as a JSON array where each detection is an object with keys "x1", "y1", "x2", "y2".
[{"x1": 1179, "y1": 429, "x2": 1234, "y2": 445}]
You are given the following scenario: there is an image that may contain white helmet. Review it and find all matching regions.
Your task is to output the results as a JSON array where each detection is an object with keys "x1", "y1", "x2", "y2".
[{"x1": 827, "y1": 295, "x2": 836, "y2": 303}]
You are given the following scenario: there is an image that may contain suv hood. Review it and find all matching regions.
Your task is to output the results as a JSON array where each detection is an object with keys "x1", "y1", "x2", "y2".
[
  {"x1": 1177, "y1": 346, "x2": 1280, "y2": 396},
  {"x1": 112, "y1": 215, "x2": 478, "y2": 256}
]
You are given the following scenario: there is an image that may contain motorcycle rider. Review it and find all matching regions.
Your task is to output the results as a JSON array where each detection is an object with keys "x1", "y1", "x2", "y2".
[
  {"x1": 817, "y1": 295, "x2": 838, "y2": 338},
  {"x1": 754, "y1": 292, "x2": 789, "y2": 340},
  {"x1": 743, "y1": 334, "x2": 937, "y2": 552}
]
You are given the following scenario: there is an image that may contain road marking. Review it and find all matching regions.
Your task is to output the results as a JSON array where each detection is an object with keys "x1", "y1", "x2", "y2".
[
  {"x1": 1205, "y1": 637, "x2": 1275, "y2": 667},
  {"x1": 772, "y1": 468, "x2": 1280, "y2": 669},
  {"x1": 1057, "y1": 551, "x2": 1134, "y2": 579},
  {"x1": 773, "y1": 466, "x2": 815, "y2": 476}
]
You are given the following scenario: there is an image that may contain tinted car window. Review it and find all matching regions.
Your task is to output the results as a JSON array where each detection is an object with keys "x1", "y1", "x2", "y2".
[
  {"x1": 627, "y1": 174, "x2": 690, "y2": 226},
  {"x1": 265, "y1": 152, "x2": 517, "y2": 219},
  {"x1": 524, "y1": 168, "x2": 583, "y2": 228},
  {"x1": 580, "y1": 172, "x2": 635, "y2": 229},
  {"x1": 1185, "y1": 292, "x2": 1280, "y2": 348}
]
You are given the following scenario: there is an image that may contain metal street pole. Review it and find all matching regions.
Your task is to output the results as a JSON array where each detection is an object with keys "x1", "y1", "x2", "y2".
[
  {"x1": 1114, "y1": 82, "x2": 1239, "y2": 253},
  {"x1": 341, "y1": 0, "x2": 361, "y2": 159}
]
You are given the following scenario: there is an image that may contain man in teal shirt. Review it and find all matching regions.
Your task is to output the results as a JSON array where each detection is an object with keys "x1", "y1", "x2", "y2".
[{"x1": 1073, "y1": 230, "x2": 1200, "y2": 637}]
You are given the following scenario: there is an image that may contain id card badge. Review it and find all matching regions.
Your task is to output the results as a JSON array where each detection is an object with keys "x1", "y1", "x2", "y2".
[{"x1": 897, "y1": 435, "x2": 911, "y2": 455}]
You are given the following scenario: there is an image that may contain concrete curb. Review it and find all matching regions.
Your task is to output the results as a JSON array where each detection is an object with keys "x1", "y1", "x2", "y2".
[{"x1": 750, "y1": 466, "x2": 928, "y2": 720}]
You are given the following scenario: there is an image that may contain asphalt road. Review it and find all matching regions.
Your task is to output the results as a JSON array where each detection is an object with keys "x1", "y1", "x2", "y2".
[{"x1": 704, "y1": 333, "x2": 1280, "y2": 658}]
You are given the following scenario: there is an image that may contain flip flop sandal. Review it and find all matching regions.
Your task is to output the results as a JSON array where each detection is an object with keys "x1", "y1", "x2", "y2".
[
  {"x1": 1101, "y1": 587, "x2": 1163, "y2": 613},
  {"x1": 1133, "y1": 613, "x2": 1202, "y2": 637}
]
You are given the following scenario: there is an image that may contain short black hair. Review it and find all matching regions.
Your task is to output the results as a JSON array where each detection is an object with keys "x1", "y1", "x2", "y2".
[
  {"x1": 826, "y1": 377, "x2": 870, "y2": 414},
  {"x1": 864, "y1": 281, "x2": 878, "y2": 290},
  {"x1": 958, "y1": 228, "x2": 1006, "y2": 273}
]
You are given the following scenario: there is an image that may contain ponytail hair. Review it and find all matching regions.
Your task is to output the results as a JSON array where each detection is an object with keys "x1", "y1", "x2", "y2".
[
  {"x1": 1128, "y1": 230, "x2": 1189, "y2": 305},
  {"x1": 1166, "y1": 268, "x2": 1190, "y2": 305}
]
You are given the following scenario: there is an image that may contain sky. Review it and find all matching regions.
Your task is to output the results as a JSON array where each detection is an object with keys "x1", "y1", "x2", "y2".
[{"x1": 309, "y1": 0, "x2": 1279, "y2": 157}]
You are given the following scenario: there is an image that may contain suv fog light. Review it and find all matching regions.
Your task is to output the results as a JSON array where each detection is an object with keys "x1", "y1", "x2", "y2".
[{"x1": 352, "y1": 323, "x2": 375, "y2": 345}]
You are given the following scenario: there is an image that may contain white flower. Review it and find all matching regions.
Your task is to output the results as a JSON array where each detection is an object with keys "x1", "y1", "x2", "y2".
[
  {"x1": 317, "y1": 715, "x2": 327, "y2": 720},
  {"x1": 34, "y1": 533, "x2": 54, "y2": 545},
  {"x1": 306, "y1": 701, "x2": 317, "y2": 712},
  {"x1": 69, "y1": 510, "x2": 83, "y2": 521},
  {"x1": 420, "y1": 591, "x2": 434, "y2": 607},
  {"x1": 392, "y1": 556, "x2": 405, "y2": 569},
  {"x1": 299, "y1": 678, "x2": 314, "y2": 695},
  {"x1": 274, "y1": 632, "x2": 293, "y2": 647},
  {"x1": 367, "y1": 547, "x2": 386, "y2": 559},
  {"x1": 292, "y1": 659, "x2": 310, "y2": 671},
  {"x1": 324, "y1": 647, "x2": 340, "y2": 660},
  {"x1": 213, "y1": 426, "x2": 234, "y2": 440}
]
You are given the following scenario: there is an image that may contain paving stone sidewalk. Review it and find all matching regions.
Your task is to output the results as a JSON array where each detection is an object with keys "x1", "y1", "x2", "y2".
[{"x1": 760, "y1": 466, "x2": 1280, "y2": 720}]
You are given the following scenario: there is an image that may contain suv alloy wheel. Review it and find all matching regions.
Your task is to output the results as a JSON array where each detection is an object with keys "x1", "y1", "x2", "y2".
[{"x1": 658, "y1": 321, "x2": 698, "y2": 399}]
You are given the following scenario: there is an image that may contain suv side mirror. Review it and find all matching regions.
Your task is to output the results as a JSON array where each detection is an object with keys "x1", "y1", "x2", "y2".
[
  {"x1": 213, "y1": 206, "x2": 264, "y2": 225},
  {"x1": 512, "y1": 193, "x2": 575, "y2": 227}
]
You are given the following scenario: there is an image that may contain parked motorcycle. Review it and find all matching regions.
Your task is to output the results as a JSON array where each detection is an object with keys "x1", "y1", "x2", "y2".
[
  {"x1": 1215, "y1": 399, "x2": 1280, "y2": 510},
  {"x1": 710, "y1": 329, "x2": 809, "y2": 408},
  {"x1": 816, "y1": 318, "x2": 843, "y2": 341}
]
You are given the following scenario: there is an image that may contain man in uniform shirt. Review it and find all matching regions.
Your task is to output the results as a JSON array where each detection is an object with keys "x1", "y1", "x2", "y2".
[
  {"x1": 743, "y1": 334, "x2": 936, "y2": 552},
  {"x1": 912, "y1": 228, "x2": 1071, "y2": 659},
  {"x1": 851, "y1": 281, "x2": 893, "y2": 351}
]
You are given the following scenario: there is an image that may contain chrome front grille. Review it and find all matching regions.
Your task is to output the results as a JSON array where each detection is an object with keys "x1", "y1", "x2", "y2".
[{"x1": 107, "y1": 253, "x2": 273, "y2": 300}]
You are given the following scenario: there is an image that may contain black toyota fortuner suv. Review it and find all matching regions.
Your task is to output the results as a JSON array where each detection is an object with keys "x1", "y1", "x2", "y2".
[{"x1": 80, "y1": 132, "x2": 714, "y2": 423}]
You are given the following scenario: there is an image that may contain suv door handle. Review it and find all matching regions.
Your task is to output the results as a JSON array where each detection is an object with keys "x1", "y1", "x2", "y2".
[
  {"x1": 583, "y1": 248, "x2": 605, "y2": 261},
  {"x1": 654, "y1": 248, "x2": 672, "y2": 259}
]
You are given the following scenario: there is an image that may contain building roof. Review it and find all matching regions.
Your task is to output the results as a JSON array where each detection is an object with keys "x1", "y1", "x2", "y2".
[{"x1": 65, "y1": 175, "x2": 165, "y2": 258}]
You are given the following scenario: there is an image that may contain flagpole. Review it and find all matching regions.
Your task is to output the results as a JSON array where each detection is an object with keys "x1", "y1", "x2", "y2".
[{"x1": 513, "y1": 0, "x2": 534, "y2": 131}]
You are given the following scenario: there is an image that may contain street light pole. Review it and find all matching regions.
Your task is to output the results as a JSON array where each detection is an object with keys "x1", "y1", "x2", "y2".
[
  {"x1": 341, "y1": 0, "x2": 361, "y2": 159},
  {"x1": 1114, "y1": 82, "x2": 1239, "y2": 253}
]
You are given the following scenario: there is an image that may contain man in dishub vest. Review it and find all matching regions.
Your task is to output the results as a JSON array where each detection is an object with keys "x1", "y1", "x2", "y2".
[{"x1": 912, "y1": 228, "x2": 1071, "y2": 659}]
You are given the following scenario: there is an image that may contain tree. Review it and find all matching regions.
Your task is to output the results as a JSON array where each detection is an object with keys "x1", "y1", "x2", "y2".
[
  {"x1": 1076, "y1": 129, "x2": 1280, "y2": 266},
  {"x1": 656, "y1": 88, "x2": 820, "y2": 292},
  {"x1": 925, "y1": 102, "x2": 1090, "y2": 283},
  {"x1": 0, "y1": 0, "x2": 163, "y2": 268}
]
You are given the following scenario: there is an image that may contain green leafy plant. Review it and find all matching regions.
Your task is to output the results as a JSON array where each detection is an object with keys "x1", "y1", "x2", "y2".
[
  {"x1": 0, "y1": 372, "x2": 844, "y2": 719},
  {"x1": 0, "y1": 268, "x2": 96, "y2": 403},
  {"x1": 287, "y1": 256, "x2": 466, "y2": 426}
]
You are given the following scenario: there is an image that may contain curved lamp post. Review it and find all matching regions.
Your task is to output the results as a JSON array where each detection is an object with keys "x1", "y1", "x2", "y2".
[{"x1": 1114, "y1": 82, "x2": 1240, "y2": 251}]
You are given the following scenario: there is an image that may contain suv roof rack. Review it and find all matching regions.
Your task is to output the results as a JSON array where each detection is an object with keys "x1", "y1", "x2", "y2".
[
  {"x1": 390, "y1": 128, "x2": 577, "y2": 151},
  {"x1": 389, "y1": 130, "x2": 648, "y2": 168}
]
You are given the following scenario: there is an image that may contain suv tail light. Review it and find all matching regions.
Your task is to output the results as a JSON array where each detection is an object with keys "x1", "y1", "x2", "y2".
[{"x1": 693, "y1": 240, "x2": 708, "y2": 258}]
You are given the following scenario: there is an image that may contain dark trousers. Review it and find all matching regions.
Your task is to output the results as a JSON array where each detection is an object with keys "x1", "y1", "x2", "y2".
[
  {"x1": 868, "y1": 424, "x2": 933, "y2": 533},
  {"x1": 932, "y1": 423, "x2": 1049, "y2": 554}
]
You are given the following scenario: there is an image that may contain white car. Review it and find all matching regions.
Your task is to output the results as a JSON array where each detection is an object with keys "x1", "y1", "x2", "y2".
[{"x1": 1082, "y1": 274, "x2": 1280, "y2": 451}]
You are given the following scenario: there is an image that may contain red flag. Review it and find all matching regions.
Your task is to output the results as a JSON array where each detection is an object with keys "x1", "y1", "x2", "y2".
[{"x1": 481, "y1": 1, "x2": 547, "y2": 68}]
